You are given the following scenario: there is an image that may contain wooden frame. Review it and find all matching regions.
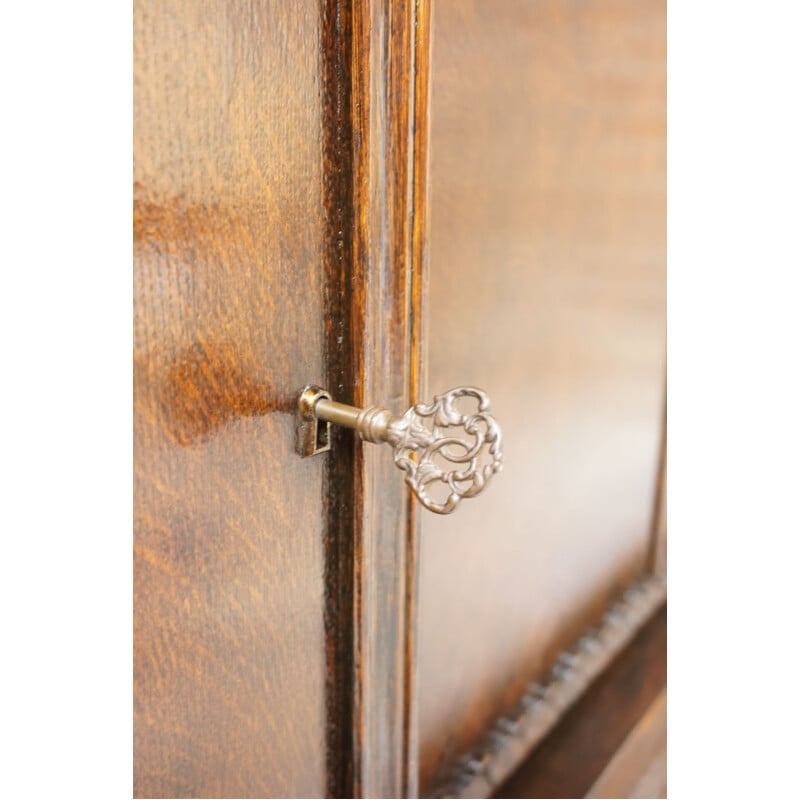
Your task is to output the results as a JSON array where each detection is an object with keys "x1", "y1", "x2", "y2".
[{"x1": 320, "y1": 1, "x2": 431, "y2": 796}]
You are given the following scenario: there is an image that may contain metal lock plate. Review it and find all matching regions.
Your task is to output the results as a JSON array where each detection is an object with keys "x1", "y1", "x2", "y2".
[{"x1": 295, "y1": 385, "x2": 332, "y2": 457}]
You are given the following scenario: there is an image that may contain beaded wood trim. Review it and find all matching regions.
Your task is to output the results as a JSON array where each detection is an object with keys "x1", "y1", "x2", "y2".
[{"x1": 428, "y1": 573, "x2": 667, "y2": 798}]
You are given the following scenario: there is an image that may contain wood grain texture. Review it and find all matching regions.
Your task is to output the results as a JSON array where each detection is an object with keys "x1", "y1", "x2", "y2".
[
  {"x1": 319, "y1": 2, "x2": 359, "y2": 794},
  {"x1": 134, "y1": 2, "x2": 330, "y2": 796},
  {"x1": 428, "y1": 575, "x2": 666, "y2": 798},
  {"x1": 346, "y1": 1, "x2": 431, "y2": 795},
  {"x1": 134, "y1": 1, "x2": 430, "y2": 796},
  {"x1": 494, "y1": 603, "x2": 667, "y2": 799},
  {"x1": 419, "y1": 1, "x2": 667, "y2": 791},
  {"x1": 313, "y1": 2, "x2": 433, "y2": 792}
]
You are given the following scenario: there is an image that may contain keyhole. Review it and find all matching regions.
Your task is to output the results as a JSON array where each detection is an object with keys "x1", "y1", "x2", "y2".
[{"x1": 316, "y1": 419, "x2": 330, "y2": 451}]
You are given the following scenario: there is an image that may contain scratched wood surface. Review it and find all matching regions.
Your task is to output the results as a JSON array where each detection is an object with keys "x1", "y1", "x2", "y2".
[
  {"x1": 133, "y1": 2, "x2": 329, "y2": 796},
  {"x1": 419, "y1": 0, "x2": 667, "y2": 792}
]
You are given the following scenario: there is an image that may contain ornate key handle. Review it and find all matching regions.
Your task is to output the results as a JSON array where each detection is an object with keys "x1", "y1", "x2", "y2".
[{"x1": 296, "y1": 385, "x2": 503, "y2": 514}]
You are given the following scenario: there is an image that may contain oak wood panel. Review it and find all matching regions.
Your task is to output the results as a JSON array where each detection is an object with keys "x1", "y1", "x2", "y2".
[
  {"x1": 494, "y1": 605, "x2": 667, "y2": 799},
  {"x1": 133, "y1": 2, "x2": 329, "y2": 796},
  {"x1": 419, "y1": 0, "x2": 666, "y2": 792}
]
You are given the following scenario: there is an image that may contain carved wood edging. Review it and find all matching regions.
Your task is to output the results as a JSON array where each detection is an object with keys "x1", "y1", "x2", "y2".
[{"x1": 428, "y1": 572, "x2": 667, "y2": 799}]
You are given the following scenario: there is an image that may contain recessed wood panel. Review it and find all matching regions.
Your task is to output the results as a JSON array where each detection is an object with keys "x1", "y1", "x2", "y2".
[
  {"x1": 133, "y1": 2, "x2": 327, "y2": 795},
  {"x1": 419, "y1": 0, "x2": 666, "y2": 791}
]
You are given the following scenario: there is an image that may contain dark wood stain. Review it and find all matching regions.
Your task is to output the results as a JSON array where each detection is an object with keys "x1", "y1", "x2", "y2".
[
  {"x1": 320, "y1": 0, "x2": 358, "y2": 795},
  {"x1": 346, "y1": 2, "x2": 431, "y2": 796},
  {"x1": 160, "y1": 341, "x2": 292, "y2": 446},
  {"x1": 133, "y1": 0, "x2": 665, "y2": 795},
  {"x1": 318, "y1": 1, "x2": 432, "y2": 796}
]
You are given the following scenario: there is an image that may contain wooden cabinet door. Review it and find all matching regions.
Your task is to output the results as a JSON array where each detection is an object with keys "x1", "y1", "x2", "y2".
[
  {"x1": 134, "y1": 1, "x2": 665, "y2": 797},
  {"x1": 417, "y1": 0, "x2": 666, "y2": 795},
  {"x1": 133, "y1": 2, "x2": 332, "y2": 796},
  {"x1": 134, "y1": 1, "x2": 427, "y2": 797}
]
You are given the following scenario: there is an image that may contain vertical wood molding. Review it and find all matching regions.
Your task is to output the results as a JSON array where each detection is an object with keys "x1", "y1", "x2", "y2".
[
  {"x1": 352, "y1": 2, "x2": 432, "y2": 795},
  {"x1": 321, "y1": 1, "x2": 431, "y2": 796},
  {"x1": 405, "y1": 1, "x2": 433, "y2": 796}
]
